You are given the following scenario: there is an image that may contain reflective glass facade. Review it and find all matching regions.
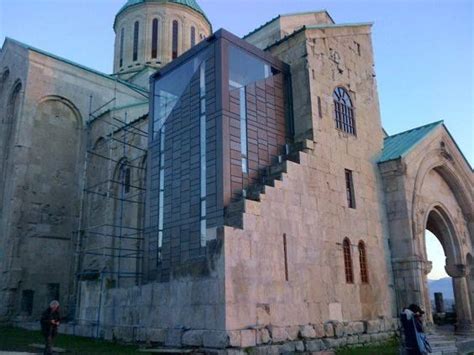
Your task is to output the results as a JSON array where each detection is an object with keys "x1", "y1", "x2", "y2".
[{"x1": 147, "y1": 30, "x2": 291, "y2": 281}]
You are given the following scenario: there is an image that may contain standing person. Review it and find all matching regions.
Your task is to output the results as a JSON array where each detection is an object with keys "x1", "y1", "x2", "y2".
[
  {"x1": 400, "y1": 304, "x2": 432, "y2": 355},
  {"x1": 40, "y1": 300, "x2": 61, "y2": 355}
]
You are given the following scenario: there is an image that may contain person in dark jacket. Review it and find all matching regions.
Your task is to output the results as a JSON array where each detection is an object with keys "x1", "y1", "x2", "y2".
[
  {"x1": 400, "y1": 304, "x2": 428, "y2": 355},
  {"x1": 40, "y1": 300, "x2": 60, "y2": 355}
]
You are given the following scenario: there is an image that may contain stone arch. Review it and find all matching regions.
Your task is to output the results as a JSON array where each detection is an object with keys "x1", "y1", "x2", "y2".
[
  {"x1": 0, "y1": 80, "x2": 23, "y2": 215},
  {"x1": 421, "y1": 203, "x2": 464, "y2": 267},
  {"x1": 13, "y1": 95, "x2": 83, "y2": 317},
  {"x1": 410, "y1": 146, "x2": 473, "y2": 334},
  {"x1": 110, "y1": 157, "x2": 142, "y2": 287},
  {"x1": 411, "y1": 148, "x2": 473, "y2": 242}
]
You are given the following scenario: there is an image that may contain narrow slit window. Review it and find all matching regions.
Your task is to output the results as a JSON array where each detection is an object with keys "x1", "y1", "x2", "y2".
[
  {"x1": 345, "y1": 169, "x2": 356, "y2": 209},
  {"x1": 343, "y1": 238, "x2": 354, "y2": 284},
  {"x1": 119, "y1": 28, "x2": 124, "y2": 67},
  {"x1": 172, "y1": 20, "x2": 179, "y2": 59},
  {"x1": 151, "y1": 19, "x2": 158, "y2": 59},
  {"x1": 359, "y1": 241, "x2": 369, "y2": 283},
  {"x1": 283, "y1": 234, "x2": 289, "y2": 281},
  {"x1": 318, "y1": 96, "x2": 322, "y2": 118},
  {"x1": 133, "y1": 21, "x2": 139, "y2": 61},
  {"x1": 191, "y1": 26, "x2": 196, "y2": 47}
]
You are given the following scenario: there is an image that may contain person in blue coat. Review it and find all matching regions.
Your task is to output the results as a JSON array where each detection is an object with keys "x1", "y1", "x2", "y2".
[{"x1": 400, "y1": 304, "x2": 431, "y2": 355}]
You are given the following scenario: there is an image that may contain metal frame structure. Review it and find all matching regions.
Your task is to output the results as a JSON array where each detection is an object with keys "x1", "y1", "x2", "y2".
[{"x1": 72, "y1": 82, "x2": 149, "y2": 336}]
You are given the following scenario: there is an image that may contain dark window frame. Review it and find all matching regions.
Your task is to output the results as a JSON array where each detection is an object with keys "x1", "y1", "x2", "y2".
[
  {"x1": 333, "y1": 87, "x2": 356, "y2": 135},
  {"x1": 151, "y1": 19, "x2": 159, "y2": 59},
  {"x1": 345, "y1": 169, "x2": 356, "y2": 209},
  {"x1": 358, "y1": 241, "x2": 369, "y2": 283},
  {"x1": 133, "y1": 21, "x2": 139, "y2": 61},
  {"x1": 191, "y1": 26, "x2": 196, "y2": 47},
  {"x1": 119, "y1": 28, "x2": 125, "y2": 67},
  {"x1": 343, "y1": 238, "x2": 354, "y2": 284},
  {"x1": 172, "y1": 20, "x2": 179, "y2": 59}
]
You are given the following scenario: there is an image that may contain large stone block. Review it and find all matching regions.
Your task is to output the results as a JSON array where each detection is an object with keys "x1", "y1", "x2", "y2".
[
  {"x1": 322, "y1": 337, "x2": 345, "y2": 349},
  {"x1": 228, "y1": 330, "x2": 241, "y2": 347},
  {"x1": 247, "y1": 345, "x2": 280, "y2": 355},
  {"x1": 278, "y1": 341, "x2": 296, "y2": 353},
  {"x1": 365, "y1": 320, "x2": 382, "y2": 334},
  {"x1": 313, "y1": 323, "x2": 325, "y2": 338},
  {"x1": 165, "y1": 328, "x2": 183, "y2": 347},
  {"x1": 182, "y1": 330, "x2": 204, "y2": 347},
  {"x1": 323, "y1": 322, "x2": 334, "y2": 338},
  {"x1": 240, "y1": 329, "x2": 257, "y2": 348},
  {"x1": 358, "y1": 334, "x2": 371, "y2": 344},
  {"x1": 269, "y1": 326, "x2": 289, "y2": 343},
  {"x1": 300, "y1": 324, "x2": 317, "y2": 339},
  {"x1": 148, "y1": 328, "x2": 166, "y2": 343},
  {"x1": 332, "y1": 321, "x2": 345, "y2": 338},
  {"x1": 286, "y1": 325, "x2": 300, "y2": 340},
  {"x1": 305, "y1": 339, "x2": 324, "y2": 351},
  {"x1": 203, "y1": 330, "x2": 229, "y2": 349},
  {"x1": 257, "y1": 328, "x2": 271, "y2": 345}
]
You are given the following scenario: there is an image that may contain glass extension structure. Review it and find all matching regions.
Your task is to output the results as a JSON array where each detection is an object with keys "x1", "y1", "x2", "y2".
[{"x1": 147, "y1": 30, "x2": 291, "y2": 281}]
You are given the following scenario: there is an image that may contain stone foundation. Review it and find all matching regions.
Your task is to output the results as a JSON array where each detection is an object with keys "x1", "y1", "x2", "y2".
[{"x1": 54, "y1": 318, "x2": 398, "y2": 353}]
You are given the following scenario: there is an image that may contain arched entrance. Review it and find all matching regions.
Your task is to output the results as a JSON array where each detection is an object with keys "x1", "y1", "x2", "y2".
[
  {"x1": 419, "y1": 206, "x2": 472, "y2": 334},
  {"x1": 380, "y1": 132, "x2": 473, "y2": 336}
]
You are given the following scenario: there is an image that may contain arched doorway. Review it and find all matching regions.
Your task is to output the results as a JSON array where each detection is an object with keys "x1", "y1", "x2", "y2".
[
  {"x1": 425, "y1": 231, "x2": 454, "y2": 323},
  {"x1": 419, "y1": 206, "x2": 473, "y2": 335}
]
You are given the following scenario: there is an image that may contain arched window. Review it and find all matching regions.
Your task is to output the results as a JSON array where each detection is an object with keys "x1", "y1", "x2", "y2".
[
  {"x1": 151, "y1": 19, "x2": 159, "y2": 59},
  {"x1": 343, "y1": 238, "x2": 354, "y2": 283},
  {"x1": 0, "y1": 68, "x2": 10, "y2": 96},
  {"x1": 358, "y1": 241, "x2": 369, "y2": 283},
  {"x1": 2, "y1": 82, "x2": 21, "y2": 165},
  {"x1": 190, "y1": 26, "x2": 196, "y2": 47},
  {"x1": 133, "y1": 21, "x2": 139, "y2": 61},
  {"x1": 333, "y1": 87, "x2": 355, "y2": 135},
  {"x1": 119, "y1": 162, "x2": 131, "y2": 194},
  {"x1": 119, "y1": 28, "x2": 125, "y2": 67},
  {"x1": 172, "y1": 20, "x2": 179, "y2": 59}
]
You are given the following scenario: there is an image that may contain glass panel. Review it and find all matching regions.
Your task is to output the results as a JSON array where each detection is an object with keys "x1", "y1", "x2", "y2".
[
  {"x1": 153, "y1": 48, "x2": 209, "y2": 139},
  {"x1": 228, "y1": 45, "x2": 272, "y2": 88}
]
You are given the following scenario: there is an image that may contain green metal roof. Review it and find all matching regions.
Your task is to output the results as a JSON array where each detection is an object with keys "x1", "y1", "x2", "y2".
[
  {"x1": 378, "y1": 121, "x2": 443, "y2": 163},
  {"x1": 116, "y1": 0, "x2": 211, "y2": 28}
]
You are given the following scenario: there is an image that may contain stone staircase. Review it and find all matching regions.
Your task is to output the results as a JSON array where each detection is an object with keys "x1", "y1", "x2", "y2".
[
  {"x1": 224, "y1": 142, "x2": 305, "y2": 229},
  {"x1": 427, "y1": 334, "x2": 458, "y2": 355},
  {"x1": 427, "y1": 325, "x2": 474, "y2": 355}
]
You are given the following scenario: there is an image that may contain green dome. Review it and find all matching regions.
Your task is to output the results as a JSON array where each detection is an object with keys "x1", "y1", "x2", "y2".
[{"x1": 116, "y1": 0, "x2": 211, "y2": 28}]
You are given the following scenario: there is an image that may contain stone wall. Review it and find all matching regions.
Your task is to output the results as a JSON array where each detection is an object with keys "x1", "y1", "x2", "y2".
[{"x1": 0, "y1": 39, "x2": 148, "y2": 320}]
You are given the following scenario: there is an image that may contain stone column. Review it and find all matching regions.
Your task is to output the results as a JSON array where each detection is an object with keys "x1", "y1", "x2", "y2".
[
  {"x1": 391, "y1": 257, "x2": 425, "y2": 312},
  {"x1": 447, "y1": 264, "x2": 474, "y2": 335}
]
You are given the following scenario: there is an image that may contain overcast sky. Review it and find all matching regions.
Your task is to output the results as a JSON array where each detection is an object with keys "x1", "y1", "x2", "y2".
[{"x1": 1, "y1": 0, "x2": 472, "y2": 280}]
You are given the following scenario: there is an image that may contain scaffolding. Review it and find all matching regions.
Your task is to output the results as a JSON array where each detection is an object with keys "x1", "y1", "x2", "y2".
[{"x1": 72, "y1": 82, "x2": 149, "y2": 335}]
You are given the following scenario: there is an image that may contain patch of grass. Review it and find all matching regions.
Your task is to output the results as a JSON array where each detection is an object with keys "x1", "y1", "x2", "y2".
[
  {"x1": 336, "y1": 337, "x2": 400, "y2": 355},
  {"x1": 0, "y1": 326, "x2": 141, "y2": 354}
]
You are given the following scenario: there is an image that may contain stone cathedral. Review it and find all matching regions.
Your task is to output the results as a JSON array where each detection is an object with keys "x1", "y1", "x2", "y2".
[{"x1": 0, "y1": 0, "x2": 473, "y2": 352}]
